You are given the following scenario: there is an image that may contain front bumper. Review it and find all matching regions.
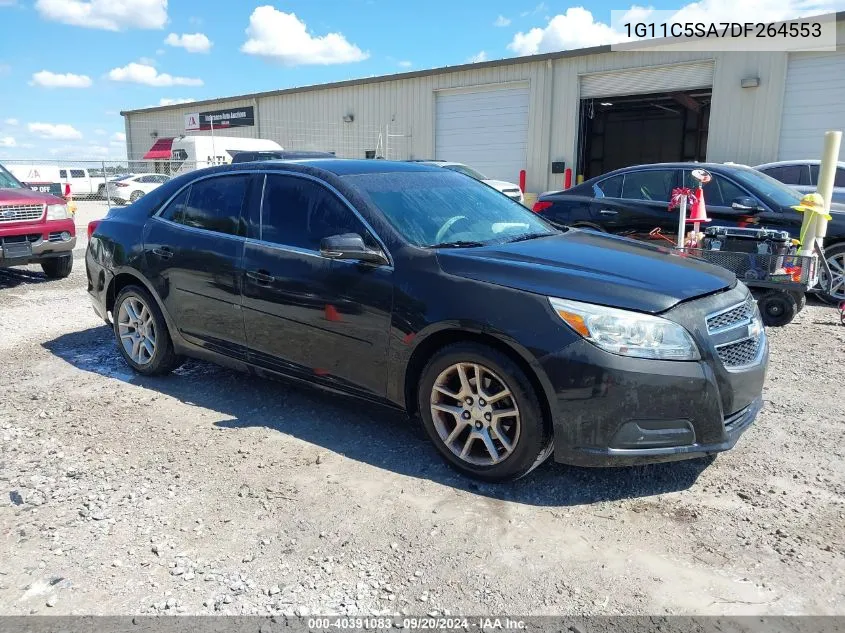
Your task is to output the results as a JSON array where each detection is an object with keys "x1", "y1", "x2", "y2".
[
  {"x1": 0, "y1": 219, "x2": 76, "y2": 266},
  {"x1": 541, "y1": 286, "x2": 768, "y2": 467}
]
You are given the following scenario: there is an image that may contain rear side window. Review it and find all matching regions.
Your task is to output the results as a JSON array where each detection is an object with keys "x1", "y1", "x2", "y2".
[
  {"x1": 621, "y1": 170, "x2": 677, "y2": 202},
  {"x1": 260, "y1": 175, "x2": 375, "y2": 250},
  {"x1": 160, "y1": 187, "x2": 190, "y2": 223},
  {"x1": 836, "y1": 168, "x2": 845, "y2": 188},
  {"x1": 59, "y1": 170, "x2": 67, "y2": 178},
  {"x1": 593, "y1": 175, "x2": 623, "y2": 198},
  {"x1": 181, "y1": 176, "x2": 248, "y2": 236},
  {"x1": 70, "y1": 169, "x2": 86, "y2": 178}
]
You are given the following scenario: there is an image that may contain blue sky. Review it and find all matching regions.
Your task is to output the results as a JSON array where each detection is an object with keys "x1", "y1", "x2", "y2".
[{"x1": 0, "y1": 0, "x2": 841, "y2": 160}]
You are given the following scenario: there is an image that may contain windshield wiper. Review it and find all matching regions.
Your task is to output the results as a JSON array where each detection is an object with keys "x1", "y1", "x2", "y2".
[
  {"x1": 504, "y1": 231, "x2": 556, "y2": 244},
  {"x1": 425, "y1": 240, "x2": 487, "y2": 249}
]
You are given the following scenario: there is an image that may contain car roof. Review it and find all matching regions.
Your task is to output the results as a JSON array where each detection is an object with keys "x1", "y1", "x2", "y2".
[
  {"x1": 583, "y1": 162, "x2": 758, "y2": 183},
  {"x1": 755, "y1": 159, "x2": 845, "y2": 168},
  {"x1": 232, "y1": 158, "x2": 443, "y2": 176}
]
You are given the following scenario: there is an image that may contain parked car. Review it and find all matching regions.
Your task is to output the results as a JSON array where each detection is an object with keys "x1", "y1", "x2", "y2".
[
  {"x1": 410, "y1": 160, "x2": 524, "y2": 203},
  {"x1": 87, "y1": 159, "x2": 767, "y2": 481},
  {"x1": 58, "y1": 167, "x2": 98, "y2": 198},
  {"x1": 105, "y1": 173, "x2": 170, "y2": 204},
  {"x1": 754, "y1": 160, "x2": 845, "y2": 205},
  {"x1": 0, "y1": 161, "x2": 75, "y2": 278},
  {"x1": 230, "y1": 150, "x2": 336, "y2": 163},
  {"x1": 533, "y1": 162, "x2": 845, "y2": 303}
]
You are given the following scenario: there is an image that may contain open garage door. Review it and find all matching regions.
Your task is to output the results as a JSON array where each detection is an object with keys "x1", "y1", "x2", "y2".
[
  {"x1": 435, "y1": 84, "x2": 529, "y2": 183},
  {"x1": 578, "y1": 62, "x2": 714, "y2": 179},
  {"x1": 779, "y1": 51, "x2": 845, "y2": 161}
]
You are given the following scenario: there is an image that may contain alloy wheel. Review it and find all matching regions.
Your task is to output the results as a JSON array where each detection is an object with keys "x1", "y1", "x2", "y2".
[
  {"x1": 429, "y1": 362, "x2": 521, "y2": 466},
  {"x1": 117, "y1": 295, "x2": 157, "y2": 365},
  {"x1": 823, "y1": 252, "x2": 845, "y2": 301}
]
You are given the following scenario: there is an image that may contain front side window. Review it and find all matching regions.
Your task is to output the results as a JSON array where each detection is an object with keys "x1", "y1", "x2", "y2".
[
  {"x1": 70, "y1": 169, "x2": 86, "y2": 178},
  {"x1": 621, "y1": 170, "x2": 677, "y2": 202},
  {"x1": 344, "y1": 171, "x2": 556, "y2": 248},
  {"x1": 181, "y1": 175, "x2": 248, "y2": 236},
  {"x1": 59, "y1": 170, "x2": 67, "y2": 179},
  {"x1": 261, "y1": 175, "x2": 376, "y2": 250},
  {"x1": 682, "y1": 172, "x2": 748, "y2": 207}
]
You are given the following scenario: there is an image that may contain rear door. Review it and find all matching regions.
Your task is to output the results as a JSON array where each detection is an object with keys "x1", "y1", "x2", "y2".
[
  {"x1": 242, "y1": 172, "x2": 393, "y2": 397},
  {"x1": 591, "y1": 168, "x2": 680, "y2": 239},
  {"x1": 143, "y1": 173, "x2": 252, "y2": 359}
]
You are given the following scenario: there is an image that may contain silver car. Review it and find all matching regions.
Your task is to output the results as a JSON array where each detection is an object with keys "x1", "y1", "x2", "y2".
[{"x1": 754, "y1": 160, "x2": 845, "y2": 204}]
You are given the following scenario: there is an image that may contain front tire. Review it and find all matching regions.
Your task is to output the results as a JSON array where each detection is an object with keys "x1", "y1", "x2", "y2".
[
  {"x1": 819, "y1": 243, "x2": 845, "y2": 304},
  {"x1": 113, "y1": 285, "x2": 181, "y2": 376},
  {"x1": 417, "y1": 343, "x2": 553, "y2": 482},
  {"x1": 41, "y1": 255, "x2": 73, "y2": 279}
]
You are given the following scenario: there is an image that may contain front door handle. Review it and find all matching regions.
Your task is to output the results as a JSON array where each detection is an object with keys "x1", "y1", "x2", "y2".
[
  {"x1": 246, "y1": 270, "x2": 275, "y2": 284},
  {"x1": 599, "y1": 209, "x2": 618, "y2": 216},
  {"x1": 152, "y1": 246, "x2": 174, "y2": 259}
]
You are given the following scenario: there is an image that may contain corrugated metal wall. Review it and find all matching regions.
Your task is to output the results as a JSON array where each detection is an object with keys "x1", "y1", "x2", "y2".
[{"x1": 126, "y1": 43, "x2": 821, "y2": 192}]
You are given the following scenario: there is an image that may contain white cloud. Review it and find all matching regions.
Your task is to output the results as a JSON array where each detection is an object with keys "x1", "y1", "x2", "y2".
[
  {"x1": 4, "y1": 118, "x2": 18, "y2": 126},
  {"x1": 509, "y1": 0, "x2": 842, "y2": 55},
  {"x1": 494, "y1": 15, "x2": 511, "y2": 27},
  {"x1": 165, "y1": 32, "x2": 212, "y2": 53},
  {"x1": 467, "y1": 51, "x2": 488, "y2": 63},
  {"x1": 0, "y1": 137, "x2": 16, "y2": 147},
  {"x1": 107, "y1": 63, "x2": 203, "y2": 87},
  {"x1": 28, "y1": 122, "x2": 83, "y2": 140},
  {"x1": 35, "y1": 0, "x2": 167, "y2": 31},
  {"x1": 241, "y1": 6, "x2": 369, "y2": 65},
  {"x1": 30, "y1": 70, "x2": 93, "y2": 88},
  {"x1": 111, "y1": 132, "x2": 126, "y2": 142},
  {"x1": 398, "y1": 60, "x2": 412, "y2": 68},
  {"x1": 157, "y1": 97, "x2": 197, "y2": 106}
]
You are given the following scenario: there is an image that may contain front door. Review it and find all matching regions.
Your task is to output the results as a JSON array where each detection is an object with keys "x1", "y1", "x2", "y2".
[
  {"x1": 242, "y1": 173, "x2": 393, "y2": 398},
  {"x1": 591, "y1": 168, "x2": 680, "y2": 240},
  {"x1": 143, "y1": 173, "x2": 252, "y2": 359}
]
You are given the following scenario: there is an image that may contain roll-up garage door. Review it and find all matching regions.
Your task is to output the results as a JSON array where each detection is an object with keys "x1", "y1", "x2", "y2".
[
  {"x1": 435, "y1": 84, "x2": 529, "y2": 183},
  {"x1": 779, "y1": 51, "x2": 845, "y2": 160},
  {"x1": 580, "y1": 61, "x2": 715, "y2": 98}
]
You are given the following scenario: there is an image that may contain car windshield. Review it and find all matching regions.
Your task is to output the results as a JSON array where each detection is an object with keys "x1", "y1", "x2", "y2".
[
  {"x1": 732, "y1": 167, "x2": 803, "y2": 207},
  {"x1": 443, "y1": 164, "x2": 487, "y2": 181},
  {"x1": 344, "y1": 171, "x2": 556, "y2": 247},
  {"x1": 0, "y1": 164, "x2": 24, "y2": 189}
]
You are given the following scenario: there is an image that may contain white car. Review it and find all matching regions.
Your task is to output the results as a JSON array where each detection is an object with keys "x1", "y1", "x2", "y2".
[
  {"x1": 413, "y1": 160, "x2": 525, "y2": 204},
  {"x1": 105, "y1": 173, "x2": 171, "y2": 204},
  {"x1": 754, "y1": 160, "x2": 845, "y2": 204}
]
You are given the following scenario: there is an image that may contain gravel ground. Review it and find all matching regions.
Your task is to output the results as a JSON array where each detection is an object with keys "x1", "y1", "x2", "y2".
[{"x1": 1, "y1": 203, "x2": 844, "y2": 616}]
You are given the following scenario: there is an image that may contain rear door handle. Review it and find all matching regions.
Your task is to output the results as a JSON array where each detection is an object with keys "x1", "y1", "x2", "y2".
[
  {"x1": 599, "y1": 209, "x2": 618, "y2": 216},
  {"x1": 246, "y1": 270, "x2": 275, "y2": 284},
  {"x1": 152, "y1": 247, "x2": 173, "y2": 259}
]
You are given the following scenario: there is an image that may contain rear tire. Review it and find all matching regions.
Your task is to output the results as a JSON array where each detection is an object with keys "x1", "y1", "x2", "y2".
[
  {"x1": 41, "y1": 255, "x2": 73, "y2": 279},
  {"x1": 417, "y1": 342, "x2": 553, "y2": 482},
  {"x1": 788, "y1": 291, "x2": 807, "y2": 313},
  {"x1": 818, "y1": 243, "x2": 845, "y2": 304},
  {"x1": 758, "y1": 291, "x2": 798, "y2": 327},
  {"x1": 113, "y1": 285, "x2": 182, "y2": 376}
]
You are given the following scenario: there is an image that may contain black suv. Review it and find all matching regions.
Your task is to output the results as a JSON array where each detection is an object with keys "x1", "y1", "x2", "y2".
[
  {"x1": 534, "y1": 162, "x2": 845, "y2": 302},
  {"x1": 87, "y1": 160, "x2": 767, "y2": 481}
]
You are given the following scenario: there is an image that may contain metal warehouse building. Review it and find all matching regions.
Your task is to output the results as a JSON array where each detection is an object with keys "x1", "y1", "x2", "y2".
[{"x1": 122, "y1": 16, "x2": 844, "y2": 193}]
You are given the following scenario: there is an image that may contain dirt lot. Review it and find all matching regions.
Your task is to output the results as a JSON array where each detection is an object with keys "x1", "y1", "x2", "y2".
[{"x1": 1, "y1": 200, "x2": 844, "y2": 616}]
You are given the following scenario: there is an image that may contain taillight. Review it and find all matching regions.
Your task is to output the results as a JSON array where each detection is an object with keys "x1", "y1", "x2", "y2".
[
  {"x1": 532, "y1": 200, "x2": 553, "y2": 213},
  {"x1": 115, "y1": 182, "x2": 129, "y2": 187},
  {"x1": 87, "y1": 220, "x2": 101, "y2": 239}
]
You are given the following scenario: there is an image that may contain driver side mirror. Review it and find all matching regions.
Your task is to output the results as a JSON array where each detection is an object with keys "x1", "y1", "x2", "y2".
[
  {"x1": 320, "y1": 233, "x2": 388, "y2": 265},
  {"x1": 731, "y1": 196, "x2": 763, "y2": 212}
]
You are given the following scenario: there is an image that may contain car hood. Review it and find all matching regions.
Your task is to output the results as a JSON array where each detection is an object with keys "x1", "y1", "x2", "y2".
[
  {"x1": 0, "y1": 186, "x2": 64, "y2": 205},
  {"x1": 436, "y1": 230, "x2": 736, "y2": 314},
  {"x1": 483, "y1": 179, "x2": 522, "y2": 192}
]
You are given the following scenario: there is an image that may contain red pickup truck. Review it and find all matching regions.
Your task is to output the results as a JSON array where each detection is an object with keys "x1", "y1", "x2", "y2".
[{"x1": 0, "y1": 161, "x2": 76, "y2": 278}]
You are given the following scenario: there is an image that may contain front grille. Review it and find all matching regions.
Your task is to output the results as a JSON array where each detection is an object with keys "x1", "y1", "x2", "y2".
[
  {"x1": 706, "y1": 296, "x2": 754, "y2": 333},
  {"x1": 0, "y1": 203, "x2": 44, "y2": 223},
  {"x1": 716, "y1": 337, "x2": 761, "y2": 368},
  {"x1": 1, "y1": 234, "x2": 40, "y2": 244}
]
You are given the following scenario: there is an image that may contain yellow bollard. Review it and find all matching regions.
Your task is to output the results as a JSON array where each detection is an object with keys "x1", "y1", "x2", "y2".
[
  {"x1": 576, "y1": 174, "x2": 584, "y2": 184},
  {"x1": 813, "y1": 130, "x2": 842, "y2": 247}
]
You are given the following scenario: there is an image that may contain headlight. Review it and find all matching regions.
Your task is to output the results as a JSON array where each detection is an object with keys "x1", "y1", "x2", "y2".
[
  {"x1": 549, "y1": 297, "x2": 700, "y2": 361},
  {"x1": 46, "y1": 204, "x2": 70, "y2": 220}
]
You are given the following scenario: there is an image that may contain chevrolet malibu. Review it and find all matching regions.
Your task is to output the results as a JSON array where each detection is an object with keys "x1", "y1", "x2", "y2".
[{"x1": 86, "y1": 160, "x2": 768, "y2": 482}]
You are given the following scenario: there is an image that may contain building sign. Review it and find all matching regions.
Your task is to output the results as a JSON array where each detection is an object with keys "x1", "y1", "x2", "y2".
[{"x1": 185, "y1": 106, "x2": 255, "y2": 131}]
